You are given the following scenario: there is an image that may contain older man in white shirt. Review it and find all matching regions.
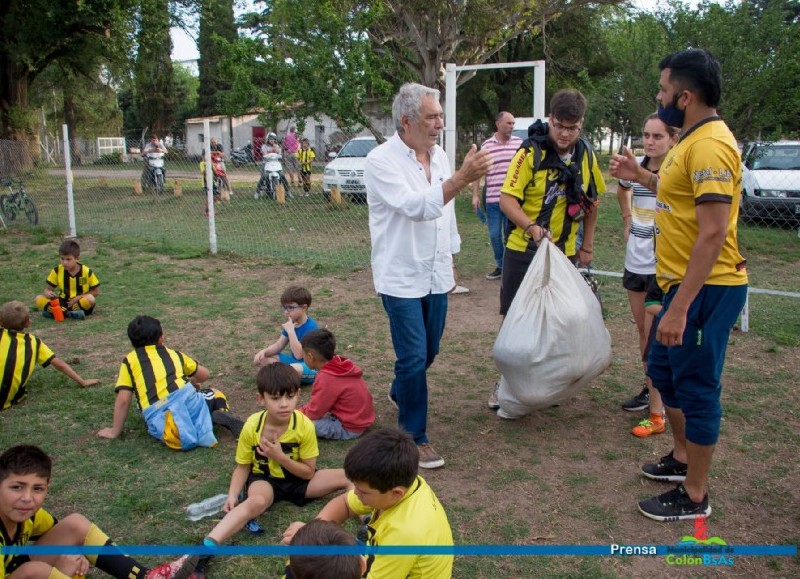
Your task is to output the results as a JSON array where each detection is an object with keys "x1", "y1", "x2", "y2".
[{"x1": 365, "y1": 83, "x2": 491, "y2": 469}]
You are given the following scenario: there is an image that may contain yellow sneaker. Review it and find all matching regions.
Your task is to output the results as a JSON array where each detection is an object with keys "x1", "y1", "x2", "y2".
[{"x1": 631, "y1": 416, "x2": 666, "y2": 438}]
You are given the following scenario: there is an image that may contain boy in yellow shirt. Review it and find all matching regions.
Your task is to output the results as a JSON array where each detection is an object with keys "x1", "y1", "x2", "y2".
[
  {"x1": 0, "y1": 444, "x2": 196, "y2": 578},
  {"x1": 34, "y1": 239, "x2": 99, "y2": 320},
  {"x1": 282, "y1": 427, "x2": 453, "y2": 579},
  {"x1": 0, "y1": 300, "x2": 99, "y2": 411}
]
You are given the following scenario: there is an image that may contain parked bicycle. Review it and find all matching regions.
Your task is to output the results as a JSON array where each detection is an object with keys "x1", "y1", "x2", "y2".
[{"x1": 0, "y1": 177, "x2": 38, "y2": 226}]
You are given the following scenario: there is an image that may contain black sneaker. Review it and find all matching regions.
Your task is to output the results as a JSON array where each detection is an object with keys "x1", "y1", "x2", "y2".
[
  {"x1": 485, "y1": 267, "x2": 502, "y2": 280},
  {"x1": 638, "y1": 484, "x2": 711, "y2": 521},
  {"x1": 190, "y1": 555, "x2": 211, "y2": 579},
  {"x1": 621, "y1": 387, "x2": 649, "y2": 412},
  {"x1": 211, "y1": 410, "x2": 244, "y2": 439},
  {"x1": 641, "y1": 451, "x2": 687, "y2": 482}
]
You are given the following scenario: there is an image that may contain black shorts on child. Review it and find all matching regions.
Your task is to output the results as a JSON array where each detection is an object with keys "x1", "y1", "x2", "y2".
[{"x1": 246, "y1": 472, "x2": 312, "y2": 506}]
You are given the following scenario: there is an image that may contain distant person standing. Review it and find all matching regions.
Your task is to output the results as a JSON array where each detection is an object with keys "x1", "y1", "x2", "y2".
[
  {"x1": 471, "y1": 111, "x2": 523, "y2": 280},
  {"x1": 611, "y1": 48, "x2": 748, "y2": 521},
  {"x1": 209, "y1": 137, "x2": 232, "y2": 196},
  {"x1": 297, "y1": 138, "x2": 316, "y2": 196},
  {"x1": 365, "y1": 83, "x2": 491, "y2": 469},
  {"x1": 283, "y1": 126, "x2": 301, "y2": 187}
]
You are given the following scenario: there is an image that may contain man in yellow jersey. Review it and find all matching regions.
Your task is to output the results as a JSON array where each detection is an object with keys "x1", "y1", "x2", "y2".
[
  {"x1": 611, "y1": 48, "x2": 748, "y2": 521},
  {"x1": 487, "y1": 89, "x2": 606, "y2": 410}
]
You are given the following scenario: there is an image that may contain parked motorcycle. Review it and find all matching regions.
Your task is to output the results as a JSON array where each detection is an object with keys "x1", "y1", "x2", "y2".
[
  {"x1": 231, "y1": 143, "x2": 256, "y2": 167},
  {"x1": 142, "y1": 151, "x2": 166, "y2": 195},
  {"x1": 255, "y1": 151, "x2": 290, "y2": 200}
]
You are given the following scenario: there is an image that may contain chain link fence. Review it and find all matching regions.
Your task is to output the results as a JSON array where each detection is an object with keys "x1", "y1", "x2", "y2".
[
  {"x1": 1, "y1": 135, "x2": 798, "y2": 298},
  {"x1": 0, "y1": 132, "x2": 373, "y2": 271}
]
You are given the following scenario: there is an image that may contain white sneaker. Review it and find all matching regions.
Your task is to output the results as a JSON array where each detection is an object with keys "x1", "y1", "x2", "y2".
[{"x1": 451, "y1": 285, "x2": 470, "y2": 295}]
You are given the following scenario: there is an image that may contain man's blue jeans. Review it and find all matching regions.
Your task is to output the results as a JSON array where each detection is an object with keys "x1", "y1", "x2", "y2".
[
  {"x1": 485, "y1": 202, "x2": 505, "y2": 269},
  {"x1": 381, "y1": 292, "x2": 448, "y2": 445}
]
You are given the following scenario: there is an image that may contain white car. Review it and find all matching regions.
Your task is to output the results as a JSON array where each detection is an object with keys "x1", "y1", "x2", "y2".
[
  {"x1": 512, "y1": 117, "x2": 540, "y2": 140},
  {"x1": 741, "y1": 140, "x2": 800, "y2": 224},
  {"x1": 323, "y1": 136, "x2": 378, "y2": 203}
]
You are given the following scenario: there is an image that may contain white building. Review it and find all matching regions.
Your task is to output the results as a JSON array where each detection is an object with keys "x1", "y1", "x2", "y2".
[{"x1": 184, "y1": 105, "x2": 393, "y2": 159}]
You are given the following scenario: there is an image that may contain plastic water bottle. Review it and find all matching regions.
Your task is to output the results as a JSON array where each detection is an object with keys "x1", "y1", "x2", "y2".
[
  {"x1": 49, "y1": 298, "x2": 64, "y2": 322},
  {"x1": 186, "y1": 494, "x2": 227, "y2": 521}
]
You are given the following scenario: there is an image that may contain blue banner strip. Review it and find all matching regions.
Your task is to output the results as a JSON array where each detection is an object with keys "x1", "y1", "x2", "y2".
[{"x1": 1, "y1": 545, "x2": 796, "y2": 557}]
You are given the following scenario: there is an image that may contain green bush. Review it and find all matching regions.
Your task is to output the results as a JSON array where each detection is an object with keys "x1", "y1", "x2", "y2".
[{"x1": 95, "y1": 152, "x2": 123, "y2": 165}]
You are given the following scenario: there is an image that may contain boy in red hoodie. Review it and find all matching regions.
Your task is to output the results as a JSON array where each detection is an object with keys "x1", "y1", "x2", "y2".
[{"x1": 299, "y1": 329, "x2": 374, "y2": 440}]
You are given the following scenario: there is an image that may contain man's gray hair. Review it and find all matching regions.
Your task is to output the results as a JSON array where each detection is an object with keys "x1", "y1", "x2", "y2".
[{"x1": 392, "y1": 83, "x2": 440, "y2": 134}]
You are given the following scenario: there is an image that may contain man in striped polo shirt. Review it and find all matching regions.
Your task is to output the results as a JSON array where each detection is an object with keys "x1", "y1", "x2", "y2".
[{"x1": 471, "y1": 111, "x2": 523, "y2": 280}]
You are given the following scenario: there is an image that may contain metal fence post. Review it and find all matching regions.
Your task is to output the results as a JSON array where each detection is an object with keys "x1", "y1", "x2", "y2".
[
  {"x1": 63, "y1": 124, "x2": 77, "y2": 237},
  {"x1": 204, "y1": 119, "x2": 218, "y2": 254}
]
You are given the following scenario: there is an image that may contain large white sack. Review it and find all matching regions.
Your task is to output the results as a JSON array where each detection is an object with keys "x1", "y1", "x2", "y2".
[{"x1": 492, "y1": 239, "x2": 611, "y2": 419}]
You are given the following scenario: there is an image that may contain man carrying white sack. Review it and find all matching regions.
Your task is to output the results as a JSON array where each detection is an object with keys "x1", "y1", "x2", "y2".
[{"x1": 488, "y1": 89, "x2": 607, "y2": 416}]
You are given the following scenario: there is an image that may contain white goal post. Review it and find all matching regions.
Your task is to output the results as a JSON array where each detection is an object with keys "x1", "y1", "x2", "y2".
[{"x1": 443, "y1": 60, "x2": 546, "y2": 173}]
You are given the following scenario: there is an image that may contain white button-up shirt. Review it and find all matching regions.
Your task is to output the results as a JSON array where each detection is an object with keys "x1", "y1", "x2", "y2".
[{"x1": 366, "y1": 133, "x2": 461, "y2": 298}]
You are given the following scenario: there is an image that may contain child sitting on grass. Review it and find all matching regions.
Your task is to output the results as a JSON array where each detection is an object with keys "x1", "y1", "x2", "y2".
[
  {"x1": 282, "y1": 428, "x2": 454, "y2": 579},
  {"x1": 0, "y1": 444, "x2": 197, "y2": 578},
  {"x1": 34, "y1": 239, "x2": 100, "y2": 320},
  {"x1": 284, "y1": 519, "x2": 365, "y2": 579},
  {"x1": 0, "y1": 300, "x2": 99, "y2": 411},
  {"x1": 253, "y1": 286, "x2": 318, "y2": 384},
  {"x1": 195, "y1": 364, "x2": 350, "y2": 576},
  {"x1": 97, "y1": 315, "x2": 244, "y2": 449},
  {"x1": 299, "y1": 329, "x2": 374, "y2": 440}
]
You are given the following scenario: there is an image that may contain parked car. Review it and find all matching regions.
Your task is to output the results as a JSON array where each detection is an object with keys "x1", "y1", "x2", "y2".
[
  {"x1": 512, "y1": 117, "x2": 539, "y2": 140},
  {"x1": 322, "y1": 136, "x2": 378, "y2": 203},
  {"x1": 741, "y1": 140, "x2": 800, "y2": 224}
]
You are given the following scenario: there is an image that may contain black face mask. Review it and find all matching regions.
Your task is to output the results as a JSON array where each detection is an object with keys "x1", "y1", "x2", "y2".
[{"x1": 657, "y1": 92, "x2": 685, "y2": 128}]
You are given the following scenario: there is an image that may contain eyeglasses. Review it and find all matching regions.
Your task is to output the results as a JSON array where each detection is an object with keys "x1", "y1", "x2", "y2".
[
  {"x1": 551, "y1": 120, "x2": 582, "y2": 135},
  {"x1": 282, "y1": 304, "x2": 302, "y2": 311}
]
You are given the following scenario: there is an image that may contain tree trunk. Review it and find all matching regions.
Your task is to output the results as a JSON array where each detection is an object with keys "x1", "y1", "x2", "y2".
[{"x1": 0, "y1": 58, "x2": 29, "y2": 140}]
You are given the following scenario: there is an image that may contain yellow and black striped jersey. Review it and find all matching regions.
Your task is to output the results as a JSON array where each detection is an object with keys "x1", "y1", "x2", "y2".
[
  {"x1": 1, "y1": 508, "x2": 56, "y2": 578},
  {"x1": 0, "y1": 329, "x2": 55, "y2": 411},
  {"x1": 115, "y1": 345, "x2": 198, "y2": 411},
  {"x1": 46, "y1": 263, "x2": 100, "y2": 300}
]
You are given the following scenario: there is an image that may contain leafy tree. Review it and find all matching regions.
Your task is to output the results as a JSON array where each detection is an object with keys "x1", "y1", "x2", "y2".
[
  {"x1": 30, "y1": 63, "x2": 123, "y2": 164},
  {"x1": 197, "y1": 0, "x2": 237, "y2": 116},
  {"x1": 368, "y1": 0, "x2": 623, "y2": 91},
  {"x1": 225, "y1": 0, "x2": 400, "y2": 139},
  {"x1": 134, "y1": 0, "x2": 176, "y2": 137},
  {"x1": 457, "y1": 4, "x2": 618, "y2": 147},
  {"x1": 600, "y1": 0, "x2": 800, "y2": 141},
  {"x1": 668, "y1": 0, "x2": 800, "y2": 139},
  {"x1": 173, "y1": 63, "x2": 200, "y2": 136},
  {"x1": 0, "y1": 0, "x2": 133, "y2": 139}
]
